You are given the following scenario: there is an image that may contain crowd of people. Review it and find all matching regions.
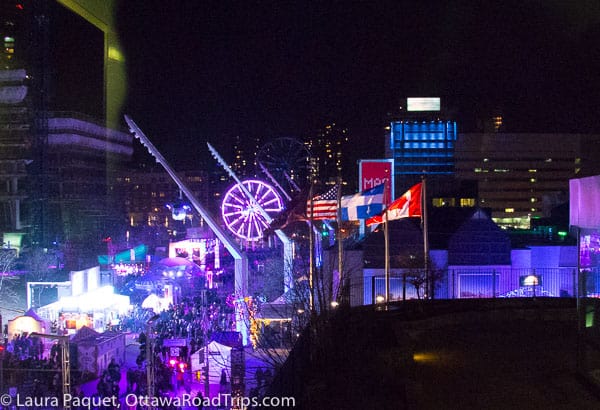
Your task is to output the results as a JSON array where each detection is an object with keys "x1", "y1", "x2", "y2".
[
  {"x1": 1, "y1": 333, "x2": 67, "y2": 399},
  {"x1": 130, "y1": 294, "x2": 236, "y2": 363},
  {"x1": 0, "y1": 266, "x2": 278, "y2": 409}
]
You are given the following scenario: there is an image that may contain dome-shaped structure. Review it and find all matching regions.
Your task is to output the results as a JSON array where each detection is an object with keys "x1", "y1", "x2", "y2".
[{"x1": 155, "y1": 257, "x2": 201, "y2": 279}]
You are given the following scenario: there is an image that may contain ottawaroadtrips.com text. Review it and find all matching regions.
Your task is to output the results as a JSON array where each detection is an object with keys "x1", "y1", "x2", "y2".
[{"x1": 0, "y1": 393, "x2": 297, "y2": 409}]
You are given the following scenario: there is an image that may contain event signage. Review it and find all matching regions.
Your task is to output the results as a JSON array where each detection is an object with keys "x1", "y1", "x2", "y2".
[
  {"x1": 407, "y1": 97, "x2": 441, "y2": 111},
  {"x1": 358, "y1": 159, "x2": 394, "y2": 205}
]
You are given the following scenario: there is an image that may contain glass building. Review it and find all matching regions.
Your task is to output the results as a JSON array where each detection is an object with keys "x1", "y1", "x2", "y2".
[{"x1": 386, "y1": 120, "x2": 457, "y2": 192}]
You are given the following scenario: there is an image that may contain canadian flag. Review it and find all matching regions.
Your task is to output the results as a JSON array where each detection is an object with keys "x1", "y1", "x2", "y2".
[{"x1": 366, "y1": 182, "x2": 422, "y2": 226}]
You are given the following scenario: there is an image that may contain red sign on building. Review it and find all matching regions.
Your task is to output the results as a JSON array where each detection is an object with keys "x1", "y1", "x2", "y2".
[{"x1": 358, "y1": 159, "x2": 394, "y2": 205}]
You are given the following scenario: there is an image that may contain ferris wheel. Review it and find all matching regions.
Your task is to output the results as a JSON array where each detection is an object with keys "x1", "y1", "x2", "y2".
[
  {"x1": 256, "y1": 137, "x2": 312, "y2": 195},
  {"x1": 221, "y1": 179, "x2": 284, "y2": 242}
]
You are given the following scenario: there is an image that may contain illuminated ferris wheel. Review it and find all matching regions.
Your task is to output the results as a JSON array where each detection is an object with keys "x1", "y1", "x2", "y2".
[{"x1": 221, "y1": 179, "x2": 284, "y2": 242}]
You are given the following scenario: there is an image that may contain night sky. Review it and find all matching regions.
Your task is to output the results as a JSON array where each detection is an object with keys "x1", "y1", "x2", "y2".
[{"x1": 115, "y1": 1, "x2": 600, "y2": 167}]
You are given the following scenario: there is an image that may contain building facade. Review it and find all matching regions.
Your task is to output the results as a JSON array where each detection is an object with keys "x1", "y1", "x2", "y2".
[
  {"x1": 455, "y1": 132, "x2": 600, "y2": 229},
  {"x1": 1, "y1": 1, "x2": 132, "y2": 268},
  {"x1": 383, "y1": 98, "x2": 473, "y2": 208},
  {"x1": 112, "y1": 168, "x2": 214, "y2": 246},
  {"x1": 306, "y1": 122, "x2": 349, "y2": 186},
  {"x1": 386, "y1": 120, "x2": 457, "y2": 181}
]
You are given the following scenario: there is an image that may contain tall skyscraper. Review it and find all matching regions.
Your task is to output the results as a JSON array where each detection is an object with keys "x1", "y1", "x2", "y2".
[
  {"x1": 305, "y1": 122, "x2": 349, "y2": 185},
  {"x1": 385, "y1": 98, "x2": 458, "y2": 197},
  {"x1": 0, "y1": 0, "x2": 132, "y2": 267}
]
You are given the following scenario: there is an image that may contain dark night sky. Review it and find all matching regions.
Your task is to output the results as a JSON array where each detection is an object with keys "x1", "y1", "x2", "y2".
[{"x1": 115, "y1": 1, "x2": 600, "y2": 166}]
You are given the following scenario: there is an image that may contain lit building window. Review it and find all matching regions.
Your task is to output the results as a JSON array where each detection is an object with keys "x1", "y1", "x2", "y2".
[
  {"x1": 432, "y1": 198, "x2": 444, "y2": 207},
  {"x1": 493, "y1": 115, "x2": 503, "y2": 131},
  {"x1": 530, "y1": 178, "x2": 536, "y2": 183},
  {"x1": 460, "y1": 198, "x2": 475, "y2": 207},
  {"x1": 505, "y1": 208, "x2": 514, "y2": 213},
  {"x1": 528, "y1": 169, "x2": 537, "y2": 173},
  {"x1": 530, "y1": 198, "x2": 536, "y2": 203}
]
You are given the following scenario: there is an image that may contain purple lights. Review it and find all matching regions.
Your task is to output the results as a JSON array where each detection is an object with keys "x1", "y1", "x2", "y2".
[{"x1": 221, "y1": 179, "x2": 284, "y2": 242}]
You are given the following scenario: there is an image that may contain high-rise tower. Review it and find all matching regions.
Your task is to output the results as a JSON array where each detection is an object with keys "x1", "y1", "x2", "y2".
[
  {"x1": 0, "y1": 0, "x2": 132, "y2": 266},
  {"x1": 385, "y1": 98, "x2": 457, "y2": 194}
]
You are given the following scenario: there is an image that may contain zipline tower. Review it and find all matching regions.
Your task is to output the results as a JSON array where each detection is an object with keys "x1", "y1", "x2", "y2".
[{"x1": 124, "y1": 116, "x2": 250, "y2": 343}]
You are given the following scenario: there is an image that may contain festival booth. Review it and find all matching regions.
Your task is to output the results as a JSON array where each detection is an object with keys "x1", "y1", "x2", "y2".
[
  {"x1": 254, "y1": 293, "x2": 294, "y2": 349},
  {"x1": 7, "y1": 308, "x2": 49, "y2": 337},
  {"x1": 191, "y1": 332, "x2": 243, "y2": 387},
  {"x1": 191, "y1": 340, "x2": 232, "y2": 385},
  {"x1": 71, "y1": 326, "x2": 126, "y2": 377},
  {"x1": 36, "y1": 266, "x2": 131, "y2": 334}
]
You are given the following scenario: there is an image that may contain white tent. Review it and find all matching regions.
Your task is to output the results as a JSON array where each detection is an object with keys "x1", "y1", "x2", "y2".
[
  {"x1": 190, "y1": 340, "x2": 231, "y2": 385},
  {"x1": 141, "y1": 293, "x2": 169, "y2": 312}
]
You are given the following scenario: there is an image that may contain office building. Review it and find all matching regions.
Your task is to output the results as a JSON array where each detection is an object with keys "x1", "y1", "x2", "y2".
[
  {"x1": 455, "y1": 132, "x2": 600, "y2": 229},
  {"x1": 384, "y1": 97, "x2": 476, "y2": 208}
]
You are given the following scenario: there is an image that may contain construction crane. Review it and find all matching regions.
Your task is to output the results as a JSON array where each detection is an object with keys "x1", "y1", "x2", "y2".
[{"x1": 124, "y1": 116, "x2": 250, "y2": 343}]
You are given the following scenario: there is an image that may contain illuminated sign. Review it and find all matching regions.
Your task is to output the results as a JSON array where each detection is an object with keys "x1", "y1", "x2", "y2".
[
  {"x1": 358, "y1": 159, "x2": 394, "y2": 205},
  {"x1": 407, "y1": 97, "x2": 441, "y2": 112},
  {"x1": 519, "y1": 275, "x2": 542, "y2": 287}
]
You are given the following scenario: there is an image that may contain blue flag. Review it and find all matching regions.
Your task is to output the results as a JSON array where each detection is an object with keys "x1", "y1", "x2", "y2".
[{"x1": 341, "y1": 184, "x2": 385, "y2": 221}]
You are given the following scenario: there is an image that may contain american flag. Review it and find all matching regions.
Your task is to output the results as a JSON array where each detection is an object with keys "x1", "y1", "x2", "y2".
[{"x1": 306, "y1": 185, "x2": 339, "y2": 220}]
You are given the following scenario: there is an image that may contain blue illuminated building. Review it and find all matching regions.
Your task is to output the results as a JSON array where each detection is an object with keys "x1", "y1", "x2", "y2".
[
  {"x1": 385, "y1": 120, "x2": 457, "y2": 195},
  {"x1": 388, "y1": 120, "x2": 457, "y2": 174}
]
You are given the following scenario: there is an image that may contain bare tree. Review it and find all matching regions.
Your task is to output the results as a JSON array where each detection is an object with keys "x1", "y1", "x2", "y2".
[
  {"x1": 20, "y1": 246, "x2": 59, "y2": 307},
  {"x1": 393, "y1": 252, "x2": 444, "y2": 299},
  {"x1": 240, "y1": 226, "x2": 363, "y2": 382}
]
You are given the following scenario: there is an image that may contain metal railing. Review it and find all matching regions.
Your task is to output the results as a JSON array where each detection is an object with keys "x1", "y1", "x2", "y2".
[{"x1": 364, "y1": 267, "x2": 600, "y2": 303}]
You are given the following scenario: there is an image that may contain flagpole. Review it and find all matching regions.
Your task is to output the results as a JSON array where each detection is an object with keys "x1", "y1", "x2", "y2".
[
  {"x1": 337, "y1": 176, "x2": 343, "y2": 304},
  {"x1": 421, "y1": 174, "x2": 429, "y2": 299},
  {"x1": 309, "y1": 182, "x2": 315, "y2": 313},
  {"x1": 383, "y1": 176, "x2": 392, "y2": 306},
  {"x1": 384, "y1": 208, "x2": 390, "y2": 304}
]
